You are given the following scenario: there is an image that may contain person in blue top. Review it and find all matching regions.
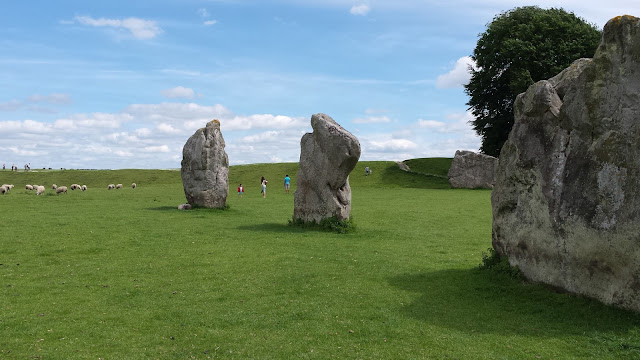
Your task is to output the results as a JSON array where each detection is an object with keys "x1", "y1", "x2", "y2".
[{"x1": 284, "y1": 174, "x2": 291, "y2": 194}]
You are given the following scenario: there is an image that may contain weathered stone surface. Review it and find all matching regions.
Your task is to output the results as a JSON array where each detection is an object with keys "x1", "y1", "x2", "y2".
[
  {"x1": 492, "y1": 15, "x2": 640, "y2": 311},
  {"x1": 181, "y1": 120, "x2": 229, "y2": 208},
  {"x1": 293, "y1": 113, "x2": 361, "y2": 223},
  {"x1": 448, "y1": 150, "x2": 497, "y2": 189}
]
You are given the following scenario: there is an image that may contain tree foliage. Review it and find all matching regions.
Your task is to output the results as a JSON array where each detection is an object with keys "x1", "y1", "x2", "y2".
[{"x1": 465, "y1": 6, "x2": 601, "y2": 157}]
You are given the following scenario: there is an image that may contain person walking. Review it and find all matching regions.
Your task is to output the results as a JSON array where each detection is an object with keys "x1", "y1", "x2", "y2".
[
  {"x1": 238, "y1": 184, "x2": 244, "y2": 197},
  {"x1": 284, "y1": 174, "x2": 291, "y2": 194},
  {"x1": 261, "y1": 177, "x2": 267, "y2": 198}
]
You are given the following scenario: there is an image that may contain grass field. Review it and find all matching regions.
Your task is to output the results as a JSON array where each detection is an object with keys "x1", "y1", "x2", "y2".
[{"x1": 1, "y1": 159, "x2": 640, "y2": 359}]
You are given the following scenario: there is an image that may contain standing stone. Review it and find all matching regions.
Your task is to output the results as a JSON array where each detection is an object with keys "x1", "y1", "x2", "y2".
[
  {"x1": 447, "y1": 150, "x2": 498, "y2": 189},
  {"x1": 293, "y1": 113, "x2": 361, "y2": 223},
  {"x1": 492, "y1": 16, "x2": 640, "y2": 311},
  {"x1": 181, "y1": 119, "x2": 229, "y2": 208}
]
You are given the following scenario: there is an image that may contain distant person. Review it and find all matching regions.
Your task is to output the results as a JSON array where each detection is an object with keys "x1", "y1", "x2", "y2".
[
  {"x1": 261, "y1": 177, "x2": 268, "y2": 198},
  {"x1": 2, "y1": 163, "x2": 4, "y2": 170},
  {"x1": 284, "y1": 174, "x2": 291, "y2": 194},
  {"x1": 365, "y1": 166, "x2": 370, "y2": 176},
  {"x1": 238, "y1": 183, "x2": 244, "y2": 197}
]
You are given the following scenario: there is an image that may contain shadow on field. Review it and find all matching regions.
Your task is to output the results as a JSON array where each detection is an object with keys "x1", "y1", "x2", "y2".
[
  {"x1": 379, "y1": 164, "x2": 451, "y2": 189},
  {"x1": 146, "y1": 206, "x2": 178, "y2": 211},
  {"x1": 389, "y1": 269, "x2": 640, "y2": 339},
  {"x1": 237, "y1": 223, "x2": 296, "y2": 233}
]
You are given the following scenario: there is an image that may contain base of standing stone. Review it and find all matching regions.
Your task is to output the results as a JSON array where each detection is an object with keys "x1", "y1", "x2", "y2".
[{"x1": 288, "y1": 215, "x2": 355, "y2": 233}]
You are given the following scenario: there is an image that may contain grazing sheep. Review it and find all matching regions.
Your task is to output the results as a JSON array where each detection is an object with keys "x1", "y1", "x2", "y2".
[
  {"x1": 36, "y1": 185, "x2": 45, "y2": 195},
  {"x1": 108, "y1": 184, "x2": 115, "y2": 190},
  {"x1": 81, "y1": 185, "x2": 87, "y2": 191},
  {"x1": 2, "y1": 184, "x2": 12, "y2": 192},
  {"x1": 70, "y1": 184, "x2": 81, "y2": 190},
  {"x1": 56, "y1": 186, "x2": 68, "y2": 194},
  {"x1": 178, "y1": 203, "x2": 192, "y2": 210},
  {"x1": 52, "y1": 184, "x2": 57, "y2": 190},
  {"x1": 0, "y1": 186, "x2": 7, "y2": 195},
  {"x1": 116, "y1": 184, "x2": 123, "y2": 189},
  {"x1": 25, "y1": 184, "x2": 33, "y2": 190},
  {"x1": 132, "y1": 182, "x2": 136, "y2": 189}
]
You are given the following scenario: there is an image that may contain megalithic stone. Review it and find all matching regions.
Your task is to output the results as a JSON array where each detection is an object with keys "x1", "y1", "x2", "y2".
[
  {"x1": 294, "y1": 113, "x2": 361, "y2": 223},
  {"x1": 492, "y1": 15, "x2": 640, "y2": 312},
  {"x1": 181, "y1": 119, "x2": 229, "y2": 208}
]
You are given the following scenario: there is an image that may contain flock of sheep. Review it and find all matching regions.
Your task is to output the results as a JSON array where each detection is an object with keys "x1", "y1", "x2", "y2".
[{"x1": 0, "y1": 182, "x2": 137, "y2": 195}]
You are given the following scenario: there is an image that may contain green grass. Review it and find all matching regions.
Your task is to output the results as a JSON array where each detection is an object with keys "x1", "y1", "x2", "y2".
[
  {"x1": 403, "y1": 157, "x2": 453, "y2": 178},
  {"x1": 1, "y1": 161, "x2": 640, "y2": 359}
]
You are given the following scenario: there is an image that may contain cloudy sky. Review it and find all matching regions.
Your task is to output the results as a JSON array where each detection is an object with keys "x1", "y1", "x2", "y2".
[{"x1": 1, "y1": 1, "x2": 637, "y2": 169}]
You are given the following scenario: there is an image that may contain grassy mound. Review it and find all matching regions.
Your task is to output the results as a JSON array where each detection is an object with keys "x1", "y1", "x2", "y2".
[{"x1": 403, "y1": 157, "x2": 453, "y2": 178}]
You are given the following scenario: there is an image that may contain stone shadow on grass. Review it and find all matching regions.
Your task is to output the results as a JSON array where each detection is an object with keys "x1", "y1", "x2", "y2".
[
  {"x1": 145, "y1": 206, "x2": 178, "y2": 211},
  {"x1": 237, "y1": 223, "x2": 301, "y2": 233},
  {"x1": 389, "y1": 269, "x2": 640, "y2": 340}
]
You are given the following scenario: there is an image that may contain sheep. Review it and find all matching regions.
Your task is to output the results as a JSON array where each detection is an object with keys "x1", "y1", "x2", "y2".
[
  {"x1": 108, "y1": 184, "x2": 115, "y2": 190},
  {"x1": 56, "y1": 186, "x2": 68, "y2": 194},
  {"x1": 70, "y1": 184, "x2": 80, "y2": 191},
  {"x1": 0, "y1": 186, "x2": 7, "y2": 195},
  {"x1": 131, "y1": 182, "x2": 136, "y2": 189},
  {"x1": 1, "y1": 184, "x2": 12, "y2": 192},
  {"x1": 36, "y1": 185, "x2": 45, "y2": 195},
  {"x1": 81, "y1": 185, "x2": 87, "y2": 191},
  {"x1": 25, "y1": 184, "x2": 33, "y2": 190},
  {"x1": 52, "y1": 184, "x2": 57, "y2": 190},
  {"x1": 116, "y1": 184, "x2": 123, "y2": 189}
]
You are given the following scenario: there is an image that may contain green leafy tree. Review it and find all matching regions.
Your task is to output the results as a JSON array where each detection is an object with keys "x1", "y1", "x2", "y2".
[{"x1": 465, "y1": 6, "x2": 601, "y2": 157}]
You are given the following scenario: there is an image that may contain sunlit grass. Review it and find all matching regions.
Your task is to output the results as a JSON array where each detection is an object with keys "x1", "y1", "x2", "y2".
[{"x1": 1, "y1": 160, "x2": 639, "y2": 359}]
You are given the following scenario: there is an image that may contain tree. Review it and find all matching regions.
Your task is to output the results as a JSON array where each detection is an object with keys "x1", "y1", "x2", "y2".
[{"x1": 465, "y1": 6, "x2": 601, "y2": 157}]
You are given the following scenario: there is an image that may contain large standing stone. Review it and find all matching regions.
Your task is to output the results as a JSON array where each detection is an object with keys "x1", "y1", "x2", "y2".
[
  {"x1": 492, "y1": 16, "x2": 640, "y2": 311},
  {"x1": 293, "y1": 113, "x2": 361, "y2": 223},
  {"x1": 448, "y1": 150, "x2": 497, "y2": 189},
  {"x1": 181, "y1": 120, "x2": 229, "y2": 208}
]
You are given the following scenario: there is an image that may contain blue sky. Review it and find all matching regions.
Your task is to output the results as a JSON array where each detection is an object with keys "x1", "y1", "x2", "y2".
[{"x1": 1, "y1": 0, "x2": 637, "y2": 169}]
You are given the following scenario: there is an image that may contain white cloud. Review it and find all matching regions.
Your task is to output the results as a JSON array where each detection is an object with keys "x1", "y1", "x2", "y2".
[
  {"x1": 74, "y1": 16, "x2": 162, "y2": 40},
  {"x1": 241, "y1": 131, "x2": 280, "y2": 143},
  {"x1": 135, "y1": 128, "x2": 152, "y2": 137},
  {"x1": 0, "y1": 119, "x2": 51, "y2": 133},
  {"x1": 368, "y1": 139, "x2": 418, "y2": 152},
  {"x1": 114, "y1": 150, "x2": 134, "y2": 157},
  {"x1": 0, "y1": 100, "x2": 22, "y2": 111},
  {"x1": 353, "y1": 115, "x2": 391, "y2": 124},
  {"x1": 417, "y1": 119, "x2": 446, "y2": 129},
  {"x1": 224, "y1": 114, "x2": 306, "y2": 131},
  {"x1": 417, "y1": 111, "x2": 475, "y2": 135},
  {"x1": 142, "y1": 145, "x2": 170, "y2": 153},
  {"x1": 157, "y1": 123, "x2": 181, "y2": 134},
  {"x1": 436, "y1": 56, "x2": 477, "y2": 89},
  {"x1": 161, "y1": 86, "x2": 196, "y2": 99},
  {"x1": 204, "y1": 20, "x2": 218, "y2": 26},
  {"x1": 28, "y1": 93, "x2": 72, "y2": 104},
  {"x1": 0, "y1": 101, "x2": 310, "y2": 169},
  {"x1": 350, "y1": 4, "x2": 370, "y2": 16}
]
